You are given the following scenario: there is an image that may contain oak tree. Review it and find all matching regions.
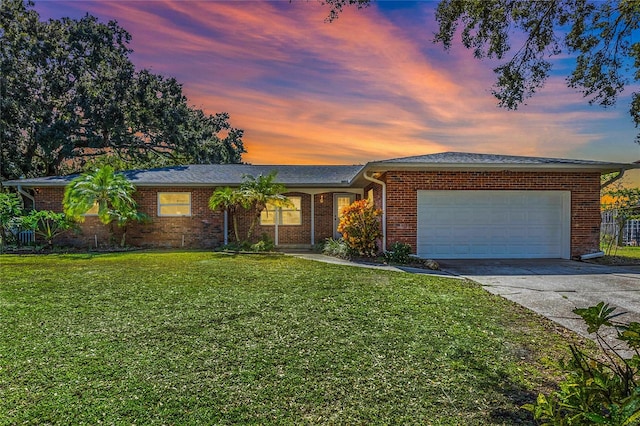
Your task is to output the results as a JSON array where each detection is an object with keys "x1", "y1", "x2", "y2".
[{"x1": 1, "y1": 0, "x2": 245, "y2": 181}]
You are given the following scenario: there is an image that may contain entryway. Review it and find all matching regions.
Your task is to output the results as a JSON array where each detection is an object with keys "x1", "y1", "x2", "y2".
[{"x1": 333, "y1": 193, "x2": 355, "y2": 239}]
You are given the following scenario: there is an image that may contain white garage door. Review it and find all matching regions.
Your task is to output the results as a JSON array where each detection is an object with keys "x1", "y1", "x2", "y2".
[{"x1": 417, "y1": 190, "x2": 570, "y2": 259}]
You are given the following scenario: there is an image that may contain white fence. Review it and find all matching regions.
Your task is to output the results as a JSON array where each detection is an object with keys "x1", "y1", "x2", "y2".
[
  {"x1": 18, "y1": 230, "x2": 35, "y2": 245},
  {"x1": 602, "y1": 210, "x2": 640, "y2": 245}
]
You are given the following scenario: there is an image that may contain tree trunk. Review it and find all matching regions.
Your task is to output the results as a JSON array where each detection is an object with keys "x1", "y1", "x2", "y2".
[
  {"x1": 246, "y1": 214, "x2": 259, "y2": 242},
  {"x1": 232, "y1": 215, "x2": 241, "y2": 243}
]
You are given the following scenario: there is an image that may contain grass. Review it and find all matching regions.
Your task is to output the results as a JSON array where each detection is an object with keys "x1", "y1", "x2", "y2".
[
  {"x1": 596, "y1": 245, "x2": 640, "y2": 265},
  {"x1": 0, "y1": 251, "x2": 588, "y2": 425},
  {"x1": 607, "y1": 245, "x2": 640, "y2": 259}
]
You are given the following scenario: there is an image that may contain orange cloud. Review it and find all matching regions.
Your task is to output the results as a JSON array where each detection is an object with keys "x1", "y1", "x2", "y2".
[{"x1": 35, "y1": 0, "x2": 639, "y2": 167}]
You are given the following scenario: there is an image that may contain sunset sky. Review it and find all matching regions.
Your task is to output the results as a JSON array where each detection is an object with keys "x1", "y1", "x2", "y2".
[{"x1": 34, "y1": 0, "x2": 639, "y2": 183}]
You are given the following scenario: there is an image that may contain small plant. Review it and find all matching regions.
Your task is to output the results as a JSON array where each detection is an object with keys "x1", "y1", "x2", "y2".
[
  {"x1": 383, "y1": 242, "x2": 412, "y2": 264},
  {"x1": 0, "y1": 191, "x2": 24, "y2": 251},
  {"x1": 337, "y1": 199, "x2": 382, "y2": 257},
  {"x1": 523, "y1": 302, "x2": 640, "y2": 425},
  {"x1": 322, "y1": 237, "x2": 352, "y2": 259},
  {"x1": 250, "y1": 233, "x2": 275, "y2": 252},
  {"x1": 601, "y1": 184, "x2": 640, "y2": 254},
  {"x1": 22, "y1": 210, "x2": 75, "y2": 247}
]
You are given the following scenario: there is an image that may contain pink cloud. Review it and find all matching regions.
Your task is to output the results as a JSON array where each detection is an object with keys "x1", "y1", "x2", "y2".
[{"x1": 34, "y1": 1, "x2": 638, "y2": 166}]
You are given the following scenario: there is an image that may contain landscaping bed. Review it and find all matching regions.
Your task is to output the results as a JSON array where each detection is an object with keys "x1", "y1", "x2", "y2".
[
  {"x1": 588, "y1": 246, "x2": 640, "y2": 266},
  {"x1": 1, "y1": 251, "x2": 592, "y2": 424}
]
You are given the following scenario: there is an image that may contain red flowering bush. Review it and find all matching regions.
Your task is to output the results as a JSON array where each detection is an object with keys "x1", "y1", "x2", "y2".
[{"x1": 337, "y1": 199, "x2": 382, "y2": 257}]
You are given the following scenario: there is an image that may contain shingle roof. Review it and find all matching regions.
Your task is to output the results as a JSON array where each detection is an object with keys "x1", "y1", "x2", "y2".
[
  {"x1": 374, "y1": 152, "x2": 628, "y2": 166},
  {"x1": 3, "y1": 164, "x2": 365, "y2": 187},
  {"x1": 3, "y1": 152, "x2": 633, "y2": 188}
]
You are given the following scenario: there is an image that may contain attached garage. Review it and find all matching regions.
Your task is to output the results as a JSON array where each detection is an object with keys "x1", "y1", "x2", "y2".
[{"x1": 416, "y1": 190, "x2": 571, "y2": 259}]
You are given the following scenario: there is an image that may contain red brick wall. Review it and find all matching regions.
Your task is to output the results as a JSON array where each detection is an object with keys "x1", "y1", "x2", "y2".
[
  {"x1": 365, "y1": 182, "x2": 383, "y2": 209},
  {"x1": 234, "y1": 192, "x2": 312, "y2": 246},
  {"x1": 382, "y1": 170, "x2": 601, "y2": 258},
  {"x1": 128, "y1": 187, "x2": 222, "y2": 248},
  {"x1": 34, "y1": 172, "x2": 600, "y2": 257},
  {"x1": 35, "y1": 186, "x2": 224, "y2": 248},
  {"x1": 35, "y1": 188, "x2": 350, "y2": 248},
  {"x1": 314, "y1": 193, "x2": 335, "y2": 244}
]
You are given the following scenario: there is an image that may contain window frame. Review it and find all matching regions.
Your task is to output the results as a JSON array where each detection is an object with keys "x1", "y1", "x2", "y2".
[
  {"x1": 157, "y1": 192, "x2": 192, "y2": 217},
  {"x1": 260, "y1": 196, "x2": 302, "y2": 226},
  {"x1": 83, "y1": 201, "x2": 99, "y2": 216}
]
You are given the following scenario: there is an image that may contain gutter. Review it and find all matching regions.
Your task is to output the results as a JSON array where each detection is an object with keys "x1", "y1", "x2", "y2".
[
  {"x1": 580, "y1": 251, "x2": 605, "y2": 261},
  {"x1": 363, "y1": 171, "x2": 386, "y2": 252},
  {"x1": 17, "y1": 185, "x2": 36, "y2": 210},
  {"x1": 600, "y1": 169, "x2": 625, "y2": 190}
]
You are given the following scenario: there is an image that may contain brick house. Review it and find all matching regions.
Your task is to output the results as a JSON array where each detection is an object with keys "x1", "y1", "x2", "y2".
[{"x1": 3, "y1": 152, "x2": 635, "y2": 259}]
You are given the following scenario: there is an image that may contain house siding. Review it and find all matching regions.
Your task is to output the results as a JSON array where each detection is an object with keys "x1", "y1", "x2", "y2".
[
  {"x1": 28, "y1": 170, "x2": 602, "y2": 256},
  {"x1": 382, "y1": 170, "x2": 602, "y2": 258},
  {"x1": 36, "y1": 187, "x2": 224, "y2": 248},
  {"x1": 35, "y1": 188, "x2": 348, "y2": 248}
]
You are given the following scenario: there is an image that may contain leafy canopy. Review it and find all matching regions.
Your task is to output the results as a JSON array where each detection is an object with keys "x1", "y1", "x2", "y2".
[
  {"x1": 0, "y1": 192, "x2": 24, "y2": 249},
  {"x1": 63, "y1": 166, "x2": 138, "y2": 225},
  {"x1": 209, "y1": 171, "x2": 291, "y2": 244},
  {"x1": 0, "y1": 0, "x2": 245, "y2": 180},
  {"x1": 21, "y1": 210, "x2": 74, "y2": 246}
]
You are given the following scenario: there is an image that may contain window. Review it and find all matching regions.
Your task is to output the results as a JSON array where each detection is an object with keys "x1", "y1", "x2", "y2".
[
  {"x1": 84, "y1": 202, "x2": 99, "y2": 216},
  {"x1": 158, "y1": 192, "x2": 191, "y2": 217},
  {"x1": 367, "y1": 189, "x2": 374, "y2": 204},
  {"x1": 260, "y1": 196, "x2": 301, "y2": 225}
]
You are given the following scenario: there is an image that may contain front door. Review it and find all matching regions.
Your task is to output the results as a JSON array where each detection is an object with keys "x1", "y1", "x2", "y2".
[{"x1": 333, "y1": 193, "x2": 356, "y2": 239}]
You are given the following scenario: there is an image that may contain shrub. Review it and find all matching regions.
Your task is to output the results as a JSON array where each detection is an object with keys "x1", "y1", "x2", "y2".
[
  {"x1": 322, "y1": 238, "x2": 352, "y2": 259},
  {"x1": 0, "y1": 192, "x2": 24, "y2": 250},
  {"x1": 337, "y1": 200, "x2": 382, "y2": 257},
  {"x1": 22, "y1": 210, "x2": 75, "y2": 247},
  {"x1": 250, "y1": 234, "x2": 275, "y2": 252},
  {"x1": 523, "y1": 302, "x2": 640, "y2": 425},
  {"x1": 383, "y1": 242, "x2": 412, "y2": 264}
]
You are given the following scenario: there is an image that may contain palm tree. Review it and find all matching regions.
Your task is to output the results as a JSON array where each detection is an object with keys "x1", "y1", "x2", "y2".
[
  {"x1": 64, "y1": 165, "x2": 137, "y2": 223},
  {"x1": 240, "y1": 171, "x2": 291, "y2": 242},
  {"x1": 208, "y1": 171, "x2": 291, "y2": 244},
  {"x1": 63, "y1": 165, "x2": 146, "y2": 245},
  {"x1": 208, "y1": 186, "x2": 246, "y2": 244},
  {"x1": 110, "y1": 208, "x2": 150, "y2": 247}
]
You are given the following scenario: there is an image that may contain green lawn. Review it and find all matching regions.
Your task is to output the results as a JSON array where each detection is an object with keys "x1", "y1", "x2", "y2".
[
  {"x1": 607, "y1": 245, "x2": 640, "y2": 259},
  {"x1": 0, "y1": 252, "x2": 587, "y2": 425},
  {"x1": 597, "y1": 245, "x2": 640, "y2": 265}
]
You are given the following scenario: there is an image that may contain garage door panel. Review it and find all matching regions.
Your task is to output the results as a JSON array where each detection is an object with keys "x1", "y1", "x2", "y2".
[
  {"x1": 417, "y1": 190, "x2": 570, "y2": 259},
  {"x1": 507, "y1": 211, "x2": 527, "y2": 222}
]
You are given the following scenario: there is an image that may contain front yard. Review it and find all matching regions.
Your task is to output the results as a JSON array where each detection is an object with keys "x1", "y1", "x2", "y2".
[
  {"x1": 596, "y1": 245, "x2": 640, "y2": 265},
  {"x1": 1, "y1": 252, "x2": 588, "y2": 424}
]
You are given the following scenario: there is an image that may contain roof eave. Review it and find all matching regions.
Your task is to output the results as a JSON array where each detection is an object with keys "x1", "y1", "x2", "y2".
[
  {"x1": 3, "y1": 180, "x2": 358, "y2": 188},
  {"x1": 364, "y1": 162, "x2": 636, "y2": 173}
]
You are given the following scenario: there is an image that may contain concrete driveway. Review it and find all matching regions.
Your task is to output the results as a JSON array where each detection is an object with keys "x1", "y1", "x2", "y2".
[{"x1": 439, "y1": 259, "x2": 640, "y2": 351}]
